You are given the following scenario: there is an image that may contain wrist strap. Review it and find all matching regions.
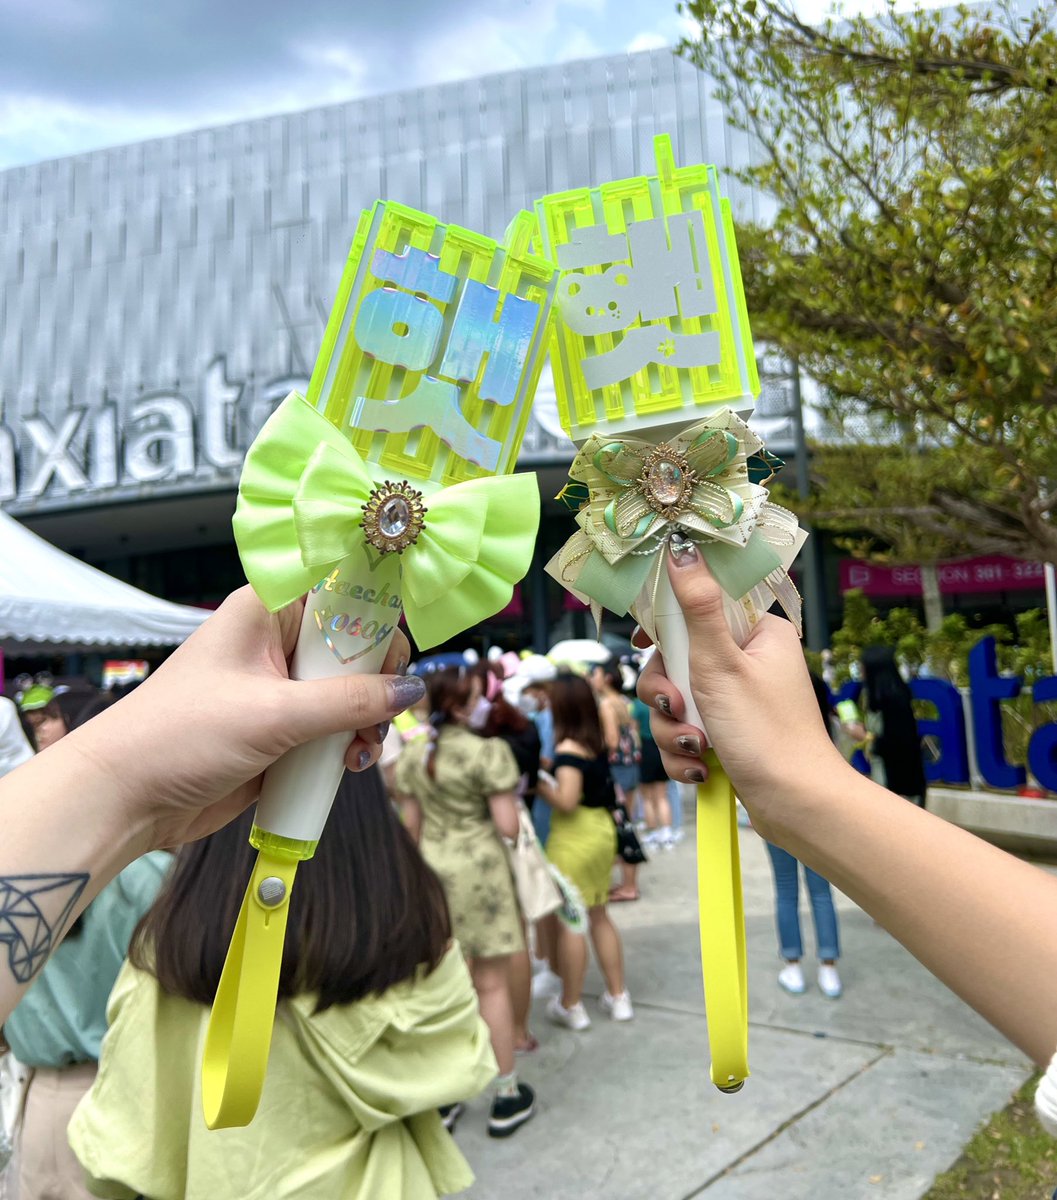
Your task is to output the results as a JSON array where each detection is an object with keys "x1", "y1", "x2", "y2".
[
  {"x1": 696, "y1": 749, "x2": 749, "y2": 1092},
  {"x1": 202, "y1": 848, "x2": 299, "y2": 1129}
]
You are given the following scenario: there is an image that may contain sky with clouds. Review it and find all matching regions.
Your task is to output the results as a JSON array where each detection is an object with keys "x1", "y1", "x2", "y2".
[
  {"x1": 0, "y1": 0, "x2": 696, "y2": 169},
  {"x1": 0, "y1": 0, "x2": 965, "y2": 170}
]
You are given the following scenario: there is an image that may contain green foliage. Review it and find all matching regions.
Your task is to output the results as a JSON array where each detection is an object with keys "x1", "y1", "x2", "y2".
[
  {"x1": 678, "y1": 0, "x2": 1057, "y2": 567},
  {"x1": 925, "y1": 1072, "x2": 1055, "y2": 1199},
  {"x1": 828, "y1": 593, "x2": 1055, "y2": 771}
]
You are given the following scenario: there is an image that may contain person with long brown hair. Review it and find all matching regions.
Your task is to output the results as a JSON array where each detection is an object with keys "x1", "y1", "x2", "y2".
[
  {"x1": 395, "y1": 668, "x2": 536, "y2": 1138},
  {"x1": 67, "y1": 769, "x2": 496, "y2": 1198},
  {"x1": 536, "y1": 674, "x2": 633, "y2": 1029}
]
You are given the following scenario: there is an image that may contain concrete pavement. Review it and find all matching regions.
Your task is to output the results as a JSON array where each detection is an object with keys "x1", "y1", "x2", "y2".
[{"x1": 453, "y1": 818, "x2": 1034, "y2": 1200}]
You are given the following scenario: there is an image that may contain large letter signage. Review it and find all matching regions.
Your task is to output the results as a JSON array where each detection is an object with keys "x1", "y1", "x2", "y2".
[{"x1": 968, "y1": 638, "x2": 1027, "y2": 791}]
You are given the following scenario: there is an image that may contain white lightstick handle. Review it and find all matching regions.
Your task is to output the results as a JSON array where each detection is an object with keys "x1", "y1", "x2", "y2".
[
  {"x1": 254, "y1": 546, "x2": 401, "y2": 846},
  {"x1": 651, "y1": 563, "x2": 757, "y2": 731},
  {"x1": 653, "y1": 567, "x2": 704, "y2": 731}
]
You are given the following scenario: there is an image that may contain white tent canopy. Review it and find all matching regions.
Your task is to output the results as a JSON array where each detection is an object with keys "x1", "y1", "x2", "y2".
[{"x1": 0, "y1": 509, "x2": 211, "y2": 653}]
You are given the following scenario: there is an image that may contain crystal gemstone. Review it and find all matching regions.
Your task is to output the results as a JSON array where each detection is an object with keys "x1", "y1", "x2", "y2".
[
  {"x1": 378, "y1": 495, "x2": 412, "y2": 539},
  {"x1": 647, "y1": 458, "x2": 685, "y2": 507}
]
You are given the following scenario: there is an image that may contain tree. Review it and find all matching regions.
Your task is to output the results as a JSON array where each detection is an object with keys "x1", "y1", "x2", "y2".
[
  {"x1": 769, "y1": 437, "x2": 1024, "y2": 626},
  {"x1": 678, "y1": 0, "x2": 1057, "y2": 570}
]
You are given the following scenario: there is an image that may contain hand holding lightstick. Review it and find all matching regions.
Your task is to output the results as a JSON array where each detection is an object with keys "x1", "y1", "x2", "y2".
[
  {"x1": 537, "y1": 136, "x2": 806, "y2": 1093},
  {"x1": 203, "y1": 202, "x2": 558, "y2": 1128}
]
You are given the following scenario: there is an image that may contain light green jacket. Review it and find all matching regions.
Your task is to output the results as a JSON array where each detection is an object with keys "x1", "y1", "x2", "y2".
[{"x1": 69, "y1": 944, "x2": 496, "y2": 1199}]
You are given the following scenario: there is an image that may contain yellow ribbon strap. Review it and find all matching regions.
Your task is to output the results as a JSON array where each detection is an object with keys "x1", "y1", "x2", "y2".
[
  {"x1": 202, "y1": 848, "x2": 300, "y2": 1129},
  {"x1": 696, "y1": 750, "x2": 749, "y2": 1092}
]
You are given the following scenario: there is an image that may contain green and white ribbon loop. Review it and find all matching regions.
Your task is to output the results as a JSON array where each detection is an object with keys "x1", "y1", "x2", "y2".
[
  {"x1": 233, "y1": 391, "x2": 540, "y2": 650},
  {"x1": 545, "y1": 409, "x2": 806, "y2": 640}
]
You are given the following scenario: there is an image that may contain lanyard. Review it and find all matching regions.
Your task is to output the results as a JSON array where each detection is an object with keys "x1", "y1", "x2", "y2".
[
  {"x1": 696, "y1": 750, "x2": 749, "y2": 1092},
  {"x1": 201, "y1": 842, "x2": 301, "y2": 1129}
]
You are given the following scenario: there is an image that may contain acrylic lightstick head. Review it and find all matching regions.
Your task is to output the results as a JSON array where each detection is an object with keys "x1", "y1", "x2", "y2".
[
  {"x1": 306, "y1": 201, "x2": 556, "y2": 488},
  {"x1": 534, "y1": 135, "x2": 759, "y2": 445}
]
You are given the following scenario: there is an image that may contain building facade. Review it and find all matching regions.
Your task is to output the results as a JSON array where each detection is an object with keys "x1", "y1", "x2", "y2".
[{"x1": 0, "y1": 45, "x2": 1042, "y2": 656}]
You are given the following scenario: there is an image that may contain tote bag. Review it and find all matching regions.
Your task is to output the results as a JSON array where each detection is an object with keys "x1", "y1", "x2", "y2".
[{"x1": 505, "y1": 803, "x2": 563, "y2": 923}]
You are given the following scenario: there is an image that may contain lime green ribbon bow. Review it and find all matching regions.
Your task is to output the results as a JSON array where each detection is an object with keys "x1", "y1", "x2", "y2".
[{"x1": 233, "y1": 392, "x2": 540, "y2": 649}]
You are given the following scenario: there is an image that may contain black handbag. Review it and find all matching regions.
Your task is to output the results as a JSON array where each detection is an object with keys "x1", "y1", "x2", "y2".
[{"x1": 612, "y1": 804, "x2": 647, "y2": 865}]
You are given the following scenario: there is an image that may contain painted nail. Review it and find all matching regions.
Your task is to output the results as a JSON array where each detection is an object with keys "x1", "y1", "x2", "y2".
[
  {"x1": 357, "y1": 749, "x2": 372, "y2": 771},
  {"x1": 387, "y1": 675, "x2": 426, "y2": 712},
  {"x1": 684, "y1": 767, "x2": 707, "y2": 783},
  {"x1": 378, "y1": 721, "x2": 391, "y2": 742},
  {"x1": 396, "y1": 657, "x2": 408, "y2": 676},
  {"x1": 669, "y1": 532, "x2": 699, "y2": 566},
  {"x1": 655, "y1": 693, "x2": 672, "y2": 716},
  {"x1": 676, "y1": 734, "x2": 702, "y2": 756}
]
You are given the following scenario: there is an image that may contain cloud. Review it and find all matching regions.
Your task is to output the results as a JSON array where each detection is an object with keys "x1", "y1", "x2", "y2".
[
  {"x1": 626, "y1": 31, "x2": 669, "y2": 52},
  {"x1": 0, "y1": 0, "x2": 682, "y2": 168}
]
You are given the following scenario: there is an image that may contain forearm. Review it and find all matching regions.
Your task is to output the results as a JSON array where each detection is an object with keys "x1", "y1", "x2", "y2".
[
  {"x1": 0, "y1": 738, "x2": 151, "y2": 1024},
  {"x1": 758, "y1": 762, "x2": 1057, "y2": 1065}
]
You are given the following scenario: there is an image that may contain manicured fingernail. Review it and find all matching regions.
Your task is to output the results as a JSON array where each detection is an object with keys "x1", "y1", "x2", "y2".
[
  {"x1": 669, "y1": 532, "x2": 698, "y2": 566},
  {"x1": 684, "y1": 767, "x2": 707, "y2": 783},
  {"x1": 396, "y1": 657, "x2": 408, "y2": 676},
  {"x1": 655, "y1": 693, "x2": 672, "y2": 716},
  {"x1": 676, "y1": 734, "x2": 702, "y2": 756},
  {"x1": 378, "y1": 721, "x2": 391, "y2": 742},
  {"x1": 387, "y1": 675, "x2": 426, "y2": 711},
  {"x1": 357, "y1": 749, "x2": 372, "y2": 770}
]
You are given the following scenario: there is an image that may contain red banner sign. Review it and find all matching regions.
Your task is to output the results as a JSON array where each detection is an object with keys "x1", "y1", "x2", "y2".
[{"x1": 840, "y1": 555, "x2": 1046, "y2": 597}]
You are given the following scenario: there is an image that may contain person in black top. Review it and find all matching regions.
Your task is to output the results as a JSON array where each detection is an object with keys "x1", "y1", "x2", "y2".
[{"x1": 536, "y1": 675, "x2": 634, "y2": 1030}]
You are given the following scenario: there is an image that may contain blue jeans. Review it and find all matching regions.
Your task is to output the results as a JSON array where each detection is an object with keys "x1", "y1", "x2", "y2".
[
  {"x1": 666, "y1": 779, "x2": 683, "y2": 831},
  {"x1": 764, "y1": 842, "x2": 840, "y2": 961},
  {"x1": 531, "y1": 795, "x2": 551, "y2": 848}
]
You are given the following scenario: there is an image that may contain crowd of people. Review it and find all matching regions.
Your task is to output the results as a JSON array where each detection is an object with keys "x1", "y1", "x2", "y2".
[
  {"x1": 1, "y1": 551, "x2": 1055, "y2": 1198},
  {"x1": 0, "y1": 632, "x2": 689, "y2": 1196}
]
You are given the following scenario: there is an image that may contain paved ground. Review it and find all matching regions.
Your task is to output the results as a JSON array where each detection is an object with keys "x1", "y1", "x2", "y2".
[{"x1": 453, "y1": 811, "x2": 1035, "y2": 1200}]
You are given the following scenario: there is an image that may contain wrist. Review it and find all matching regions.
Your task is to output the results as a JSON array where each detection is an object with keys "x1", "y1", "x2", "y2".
[
  {"x1": 61, "y1": 717, "x2": 157, "y2": 861},
  {"x1": 737, "y1": 742, "x2": 848, "y2": 847}
]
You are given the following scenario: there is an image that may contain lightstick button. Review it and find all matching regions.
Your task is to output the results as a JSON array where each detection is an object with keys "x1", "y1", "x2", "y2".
[{"x1": 257, "y1": 877, "x2": 287, "y2": 907}]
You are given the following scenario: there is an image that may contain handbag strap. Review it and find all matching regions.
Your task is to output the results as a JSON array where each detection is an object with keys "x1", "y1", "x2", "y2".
[{"x1": 696, "y1": 750, "x2": 749, "y2": 1092}]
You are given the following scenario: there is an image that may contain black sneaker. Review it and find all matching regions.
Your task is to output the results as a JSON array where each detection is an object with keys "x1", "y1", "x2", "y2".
[
  {"x1": 439, "y1": 1102, "x2": 464, "y2": 1133},
  {"x1": 488, "y1": 1083, "x2": 536, "y2": 1138}
]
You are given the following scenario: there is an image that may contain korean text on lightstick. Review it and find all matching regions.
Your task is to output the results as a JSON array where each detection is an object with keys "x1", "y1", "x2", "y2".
[
  {"x1": 203, "y1": 201, "x2": 557, "y2": 1128},
  {"x1": 536, "y1": 135, "x2": 806, "y2": 1094}
]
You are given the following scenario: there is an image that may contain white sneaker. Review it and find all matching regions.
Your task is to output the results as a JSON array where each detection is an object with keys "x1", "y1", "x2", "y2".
[
  {"x1": 531, "y1": 968, "x2": 562, "y2": 1000},
  {"x1": 777, "y1": 962, "x2": 806, "y2": 995},
  {"x1": 546, "y1": 996, "x2": 592, "y2": 1031},
  {"x1": 600, "y1": 990, "x2": 634, "y2": 1021},
  {"x1": 817, "y1": 964, "x2": 843, "y2": 999}
]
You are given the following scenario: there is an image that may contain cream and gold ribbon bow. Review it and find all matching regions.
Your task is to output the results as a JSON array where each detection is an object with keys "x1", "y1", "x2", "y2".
[
  {"x1": 546, "y1": 410, "x2": 804, "y2": 642},
  {"x1": 233, "y1": 392, "x2": 540, "y2": 650}
]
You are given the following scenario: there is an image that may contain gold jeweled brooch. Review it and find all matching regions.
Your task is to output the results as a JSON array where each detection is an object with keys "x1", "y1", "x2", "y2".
[
  {"x1": 636, "y1": 444, "x2": 699, "y2": 519},
  {"x1": 361, "y1": 480, "x2": 426, "y2": 554}
]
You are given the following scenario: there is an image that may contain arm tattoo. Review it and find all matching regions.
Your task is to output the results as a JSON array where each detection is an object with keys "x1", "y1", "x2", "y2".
[{"x1": 0, "y1": 873, "x2": 89, "y2": 984}]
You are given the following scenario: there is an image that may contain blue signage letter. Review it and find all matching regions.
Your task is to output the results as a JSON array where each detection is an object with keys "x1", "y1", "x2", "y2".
[{"x1": 969, "y1": 637, "x2": 1026, "y2": 790}]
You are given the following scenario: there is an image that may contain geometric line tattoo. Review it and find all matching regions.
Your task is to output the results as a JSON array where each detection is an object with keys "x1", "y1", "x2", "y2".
[{"x1": 0, "y1": 874, "x2": 89, "y2": 984}]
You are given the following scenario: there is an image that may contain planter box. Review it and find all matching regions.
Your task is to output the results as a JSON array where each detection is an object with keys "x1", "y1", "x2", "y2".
[{"x1": 927, "y1": 787, "x2": 1057, "y2": 856}]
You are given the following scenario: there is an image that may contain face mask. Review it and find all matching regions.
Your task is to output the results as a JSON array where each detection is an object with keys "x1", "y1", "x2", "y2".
[
  {"x1": 468, "y1": 696, "x2": 492, "y2": 730},
  {"x1": 518, "y1": 693, "x2": 540, "y2": 716}
]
